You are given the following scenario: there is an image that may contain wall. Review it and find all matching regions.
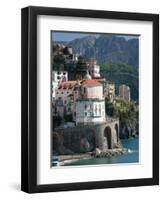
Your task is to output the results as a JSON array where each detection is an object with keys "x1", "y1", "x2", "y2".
[
  {"x1": 86, "y1": 85, "x2": 103, "y2": 99},
  {"x1": 53, "y1": 121, "x2": 118, "y2": 153},
  {"x1": 0, "y1": 0, "x2": 162, "y2": 199},
  {"x1": 76, "y1": 100, "x2": 105, "y2": 124}
]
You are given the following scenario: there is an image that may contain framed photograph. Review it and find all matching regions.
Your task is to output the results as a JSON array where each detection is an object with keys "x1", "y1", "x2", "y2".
[{"x1": 21, "y1": 6, "x2": 159, "y2": 193}]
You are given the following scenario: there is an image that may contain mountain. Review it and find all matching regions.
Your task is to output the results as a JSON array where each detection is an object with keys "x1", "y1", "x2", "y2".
[
  {"x1": 67, "y1": 35, "x2": 138, "y2": 67},
  {"x1": 68, "y1": 36, "x2": 96, "y2": 57}
]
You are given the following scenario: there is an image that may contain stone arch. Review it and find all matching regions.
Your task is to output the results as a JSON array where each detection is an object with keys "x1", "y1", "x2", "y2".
[
  {"x1": 115, "y1": 123, "x2": 119, "y2": 142},
  {"x1": 104, "y1": 126, "x2": 112, "y2": 149}
]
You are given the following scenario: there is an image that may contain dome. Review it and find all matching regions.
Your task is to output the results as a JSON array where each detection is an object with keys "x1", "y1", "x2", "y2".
[{"x1": 84, "y1": 70, "x2": 92, "y2": 80}]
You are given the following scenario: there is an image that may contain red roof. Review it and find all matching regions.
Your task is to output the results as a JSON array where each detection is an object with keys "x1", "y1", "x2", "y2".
[
  {"x1": 56, "y1": 79, "x2": 101, "y2": 91},
  {"x1": 81, "y1": 79, "x2": 101, "y2": 86}
]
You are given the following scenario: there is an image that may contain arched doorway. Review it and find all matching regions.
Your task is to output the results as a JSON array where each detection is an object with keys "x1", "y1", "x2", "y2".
[
  {"x1": 104, "y1": 126, "x2": 112, "y2": 149},
  {"x1": 115, "y1": 124, "x2": 119, "y2": 142}
]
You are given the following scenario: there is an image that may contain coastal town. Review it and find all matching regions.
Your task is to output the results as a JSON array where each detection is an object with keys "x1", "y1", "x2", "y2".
[{"x1": 51, "y1": 43, "x2": 138, "y2": 167}]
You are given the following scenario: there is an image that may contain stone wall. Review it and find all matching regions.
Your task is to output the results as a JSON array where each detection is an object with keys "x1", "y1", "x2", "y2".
[{"x1": 52, "y1": 119, "x2": 119, "y2": 155}]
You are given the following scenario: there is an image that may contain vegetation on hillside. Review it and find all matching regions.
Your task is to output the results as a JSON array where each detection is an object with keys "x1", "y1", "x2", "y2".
[
  {"x1": 105, "y1": 97, "x2": 139, "y2": 138},
  {"x1": 100, "y1": 62, "x2": 138, "y2": 101}
]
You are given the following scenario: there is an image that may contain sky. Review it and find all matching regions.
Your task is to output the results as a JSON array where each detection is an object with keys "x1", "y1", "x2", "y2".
[{"x1": 52, "y1": 31, "x2": 139, "y2": 42}]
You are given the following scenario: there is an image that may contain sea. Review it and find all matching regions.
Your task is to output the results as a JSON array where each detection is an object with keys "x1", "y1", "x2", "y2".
[{"x1": 64, "y1": 138, "x2": 139, "y2": 166}]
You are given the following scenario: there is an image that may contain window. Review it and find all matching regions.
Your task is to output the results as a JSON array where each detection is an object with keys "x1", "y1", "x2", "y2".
[
  {"x1": 95, "y1": 104, "x2": 97, "y2": 114},
  {"x1": 99, "y1": 104, "x2": 101, "y2": 115},
  {"x1": 57, "y1": 76, "x2": 61, "y2": 80},
  {"x1": 99, "y1": 108, "x2": 101, "y2": 116},
  {"x1": 84, "y1": 112, "x2": 87, "y2": 117},
  {"x1": 84, "y1": 104, "x2": 87, "y2": 110}
]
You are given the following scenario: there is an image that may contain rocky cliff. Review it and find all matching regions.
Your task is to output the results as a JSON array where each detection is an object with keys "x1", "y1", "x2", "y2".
[{"x1": 65, "y1": 35, "x2": 138, "y2": 67}]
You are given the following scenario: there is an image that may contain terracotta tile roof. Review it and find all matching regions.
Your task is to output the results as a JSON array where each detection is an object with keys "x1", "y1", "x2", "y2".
[
  {"x1": 56, "y1": 88, "x2": 76, "y2": 92},
  {"x1": 56, "y1": 79, "x2": 101, "y2": 91},
  {"x1": 81, "y1": 79, "x2": 102, "y2": 86},
  {"x1": 61, "y1": 80, "x2": 81, "y2": 85},
  {"x1": 81, "y1": 79, "x2": 98, "y2": 84}
]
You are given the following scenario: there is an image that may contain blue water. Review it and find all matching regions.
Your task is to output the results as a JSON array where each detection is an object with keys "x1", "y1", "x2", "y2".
[{"x1": 64, "y1": 138, "x2": 139, "y2": 166}]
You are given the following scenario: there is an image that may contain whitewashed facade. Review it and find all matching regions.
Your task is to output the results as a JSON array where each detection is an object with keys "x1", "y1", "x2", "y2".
[
  {"x1": 88, "y1": 59, "x2": 101, "y2": 78},
  {"x1": 119, "y1": 84, "x2": 131, "y2": 102},
  {"x1": 52, "y1": 71, "x2": 68, "y2": 99},
  {"x1": 76, "y1": 99, "x2": 105, "y2": 125},
  {"x1": 81, "y1": 85, "x2": 103, "y2": 99},
  {"x1": 54, "y1": 79, "x2": 106, "y2": 124},
  {"x1": 76, "y1": 80, "x2": 105, "y2": 125}
]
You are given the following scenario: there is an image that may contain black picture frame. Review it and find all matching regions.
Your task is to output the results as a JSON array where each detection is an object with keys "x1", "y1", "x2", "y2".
[{"x1": 21, "y1": 6, "x2": 159, "y2": 193}]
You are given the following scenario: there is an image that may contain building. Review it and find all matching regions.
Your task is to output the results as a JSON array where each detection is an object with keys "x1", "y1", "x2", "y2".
[
  {"x1": 76, "y1": 99, "x2": 105, "y2": 125},
  {"x1": 52, "y1": 71, "x2": 68, "y2": 99},
  {"x1": 79, "y1": 79, "x2": 103, "y2": 99},
  {"x1": 76, "y1": 80, "x2": 105, "y2": 125},
  {"x1": 55, "y1": 99, "x2": 65, "y2": 118},
  {"x1": 119, "y1": 84, "x2": 131, "y2": 102},
  {"x1": 83, "y1": 70, "x2": 92, "y2": 80},
  {"x1": 52, "y1": 43, "x2": 65, "y2": 56},
  {"x1": 55, "y1": 80, "x2": 81, "y2": 119},
  {"x1": 54, "y1": 78, "x2": 106, "y2": 125},
  {"x1": 52, "y1": 71, "x2": 68, "y2": 84},
  {"x1": 55, "y1": 80, "x2": 80, "y2": 105},
  {"x1": 103, "y1": 83, "x2": 115, "y2": 102},
  {"x1": 88, "y1": 58, "x2": 101, "y2": 78},
  {"x1": 75, "y1": 57, "x2": 89, "y2": 80}
]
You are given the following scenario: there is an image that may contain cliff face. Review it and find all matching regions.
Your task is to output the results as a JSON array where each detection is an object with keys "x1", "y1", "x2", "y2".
[
  {"x1": 68, "y1": 36, "x2": 96, "y2": 57},
  {"x1": 67, "y1": 35, "x2": 138, "y2": 67},
  {"x1": 105, "y1": 98, "x2": 139, "y2": 139}
]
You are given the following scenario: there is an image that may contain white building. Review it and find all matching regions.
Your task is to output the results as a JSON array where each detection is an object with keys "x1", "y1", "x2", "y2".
[
  {"x1": 119, "y1": 84, "x2": 131, "y2": 102},
  {"x1": 52, "y1": 71, "x2": 68, "y2": 99},
  {"x1": 79, "y1": 79, "x2": 103, "y2": 99},
  {"x1": 54, "y1": 78, "x2": 106, "y2": 124},
  {"x1": 76, "y1": 80, "x2": 106, "y2": 125},
  {"x1": 76, "y1": 99, "x2": 105, "y2": 125},
  {"x1": 88, "y1": 59, "x2": 101, "y2": 78},
  {"x1": 52, "y1": 71, "x2": 68, "y2": 83},
  {"x1": 55, "y1": 81, "x2": 81, "y2": 119}
]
